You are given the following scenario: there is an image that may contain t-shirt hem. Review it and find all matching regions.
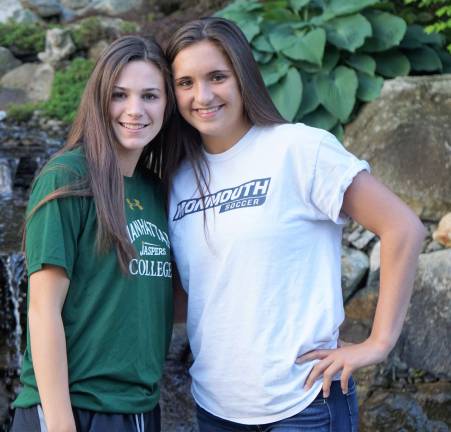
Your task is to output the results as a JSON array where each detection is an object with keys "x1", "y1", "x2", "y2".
[
  {"x1": 192, "y1": 380, "x2": 324, "y2": 425},
  {"x1": 28, "y1": 258, "x2": 72, "y2": 279}
]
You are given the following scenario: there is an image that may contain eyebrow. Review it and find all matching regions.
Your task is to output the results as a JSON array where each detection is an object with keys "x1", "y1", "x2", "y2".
[
  {"x1": 113, "y1": 85, "x2": 161, "y2": 92},
  {"x1": 174, "y1": 69, "x2": 231, "y2": 80}
]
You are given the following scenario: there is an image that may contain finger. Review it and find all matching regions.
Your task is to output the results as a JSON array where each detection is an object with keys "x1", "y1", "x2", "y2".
[
  {"x1": 321, "y1": 363, "x2": 342, "y2": 398},
  {"x1": 304, "y1": 357, "x2": 334, "y2": 390},
  {"x1": 296, "y1": 349, "x2": 332, "y2": 364},
  {"x1": 340, "y1": 368, "x2": 352, "y2": 395}
]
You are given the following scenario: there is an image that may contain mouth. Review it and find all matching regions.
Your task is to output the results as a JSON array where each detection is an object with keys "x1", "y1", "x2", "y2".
[
  {"x1": 193, "y1": 105, "x2": 224, "y2": 118},
  {"x1": 119, "y1": 122, "x2": 150, "y2": 130}
]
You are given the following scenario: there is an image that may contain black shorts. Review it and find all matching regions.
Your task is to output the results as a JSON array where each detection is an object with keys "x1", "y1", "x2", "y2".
[{"x1": 10, "y1": 404, "x2": 160, "y2": 432}]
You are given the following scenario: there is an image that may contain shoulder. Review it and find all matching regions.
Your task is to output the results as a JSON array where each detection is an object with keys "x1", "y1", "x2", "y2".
[{"x1": 39, "y1": 147, "x2": 88, "y2": 185}]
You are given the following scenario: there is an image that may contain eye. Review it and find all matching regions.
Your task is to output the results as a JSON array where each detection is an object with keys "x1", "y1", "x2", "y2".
[
  {"x1": 112, "y1": 91, "x2": 126, "y2": 100},
  {"x1": 176, "y1": 79, "x2": 192, "y2": 88},
  {"x1": 143, "y1": 93, "x2": 158, "y2": 101},
  {"x1": 211, "y1": 73, "x2": 226, "y2": 82}
]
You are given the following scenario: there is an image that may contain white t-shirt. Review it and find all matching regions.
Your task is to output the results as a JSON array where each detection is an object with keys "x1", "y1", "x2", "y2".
[{"x1": 168, "y1": 123, "x2": 370, "y2": 424}]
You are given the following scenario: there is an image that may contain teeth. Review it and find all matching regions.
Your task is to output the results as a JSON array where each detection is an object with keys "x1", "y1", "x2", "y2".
[
  {"x1": 197, "y1": 107, "x2": 220, "y2": 114},
  {"x1": 120, "y1": 122, "x2": 147, "y2": 130}
]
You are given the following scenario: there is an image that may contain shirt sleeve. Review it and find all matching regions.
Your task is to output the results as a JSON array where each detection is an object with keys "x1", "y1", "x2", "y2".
[
  {"x1": 309, "y1": 131, "x2": 370, "y2": 224},
  {"x1": 25, "y1": 163, "x2": 85, "y2": 279}
]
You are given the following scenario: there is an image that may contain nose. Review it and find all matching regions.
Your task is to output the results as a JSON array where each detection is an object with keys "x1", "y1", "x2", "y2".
[
  {"x1": 126, "y1": 95, "x2": 143, "y2": 118},
  {"x1": 194, "y1": 81, "x2": 214, "y2": 106}
]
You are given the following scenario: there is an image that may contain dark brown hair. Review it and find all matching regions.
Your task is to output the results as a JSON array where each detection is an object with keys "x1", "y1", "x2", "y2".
[
  {"x1": 27, "y1": 35, "x2": 175, "y2": 272},
  {"x1": 163, "y1": 17, "x2": 286, "y2": 194}
]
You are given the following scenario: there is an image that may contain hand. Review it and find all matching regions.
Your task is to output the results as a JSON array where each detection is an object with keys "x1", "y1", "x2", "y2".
[{"x1": 296, "y1": 338, "x2": 390, "y2": 397}]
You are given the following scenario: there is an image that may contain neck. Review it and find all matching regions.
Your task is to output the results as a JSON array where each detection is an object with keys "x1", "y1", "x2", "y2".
[
  {"x1": 116, "y1": 149, "x2": 143, "y2": 177},
  {"x1": 202, "y1": 120, "x2": 252, "y2": 154}
]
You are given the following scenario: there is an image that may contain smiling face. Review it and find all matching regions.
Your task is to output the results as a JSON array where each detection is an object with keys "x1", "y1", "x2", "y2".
[
  {"x1": 110, "y1": 60, "x2": 166, "y2": 175},
  {"x1": 172, "y1": 40, "x2": 251, "y2": 154}
]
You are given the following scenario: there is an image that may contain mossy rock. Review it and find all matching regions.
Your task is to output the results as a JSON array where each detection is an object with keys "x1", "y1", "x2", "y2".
[{"x1": 0, "y1": 21, "x2": 46, "y2": 58}]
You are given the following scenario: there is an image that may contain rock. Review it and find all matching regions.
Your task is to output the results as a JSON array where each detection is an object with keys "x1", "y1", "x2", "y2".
[
  {"x1": 369, "y1": 240, "x2": 381, "y2": 273},
  {"x1": 0, "y1": 112, "x2": 6, "y2": 121},
  {"x1": 88, "y1": 40, "x2": 109, "y2": 62},
  {"x1": 398, "y1": 250, "x2": 451, "y2": 379},
  {"x1": 414, "y1": 382, "x2": 451, "y2": 427},
  {"x1": 433, "y1": 213, "x2": 451, "y2": 247},
  {"x1": 347, "y1": 226, "x2": 376, "y2": 250},
  {"x1": 0, "y1": 0, "x2": 23, "y2": 23},
  {"x1": 341, "y1": 246, "x2": 369, "y2": 302},
  {"x1": 0, "y1": 48, "x2": 22, "y2": 79},
  {"x1": 160, "y1": 324, "x2": 197, "y2": 432},
  {"x1": 0, "y1": 63, "x2": 54, "y2": 102},
  {"x1": 345, "y1": 75, "x2": 451, "y2": 221},
  {"x1": 361, "y1": 389, "x2": 449, "y2": 432},
  {"x1": 60, "y1": 0, "x2": 142, "y2": 16},
  {"x1": 20, "y1": 0, "x2": 62, "y2": 17},
  {"x1": 11, "y1": 7, "x2": 41, "y2": 23},
  {"x1": 38, "y1": 28, "x2": 76, "y2": 66}
]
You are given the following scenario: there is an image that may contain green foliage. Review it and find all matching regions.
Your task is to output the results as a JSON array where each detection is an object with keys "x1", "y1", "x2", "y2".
[
  {"x1": 6, "y1": 102, "x2": 40, "y2": 123},
  {"x1": 70, "y1": 17, "x2": 110, "y2": 50},
  {"x1": 0, "y1": 21, "x2": 46, "y2": 57},
  {"x1": 404, "y1": 0, "x2": 451, "y2": 52},
  {"x1": 216, "y1": 0, "x2": 451, "y2": 139},
  {"x1": 41, "y1": 57, "x2": 94, "y2": 123}
]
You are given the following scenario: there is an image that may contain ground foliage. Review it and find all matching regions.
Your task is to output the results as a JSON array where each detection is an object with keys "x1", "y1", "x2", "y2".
[{"x1": 216, "y1": 0, "x2": 451, "y2": 139}]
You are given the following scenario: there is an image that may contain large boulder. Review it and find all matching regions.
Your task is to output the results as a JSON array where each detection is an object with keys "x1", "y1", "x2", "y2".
[
  {"x1": 0, "y1": 47, "x2": 22, "y2": 78},
  {"x1": 0, "y1": 0, "x2": 23, "y2": 23},
  {"x1": 0, "y1": 62, "x2": 54, "y2": 102},
  {"x1": 398, "y1": 250, "x2": 451, "y2": 379},
  {"x1": 345, "y1": 75, "x2": 451, "y2": 221},
  {"x1": 60, "y1": 0, "x2": 142, "y2": 16},
  {"x1": 20, "y1": 0, "x2": 62, "y2": 17}
]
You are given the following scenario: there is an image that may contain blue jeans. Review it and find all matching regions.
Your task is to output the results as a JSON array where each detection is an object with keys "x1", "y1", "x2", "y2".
[{"x1": 197, "y1": 378, "x2": 358, "y2": 432}]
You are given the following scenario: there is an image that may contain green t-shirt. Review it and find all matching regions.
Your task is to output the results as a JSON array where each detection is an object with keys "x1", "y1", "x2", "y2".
[{"x1": 14, "y1": 147, "x2": 173, "y2": 413}]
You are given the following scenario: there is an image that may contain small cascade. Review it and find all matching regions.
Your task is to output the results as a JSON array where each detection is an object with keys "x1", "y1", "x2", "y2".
[{"x1": 2, "y1": 253, "x2": 26, "y2": 370}]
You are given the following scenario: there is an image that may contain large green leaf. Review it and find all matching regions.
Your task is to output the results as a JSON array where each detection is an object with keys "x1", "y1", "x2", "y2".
[
  {"x1": 239, "y1": 20, "x2": 261, "y2": 42},
  {"x1": 269, "y1": 67, "x2": 303, "y2": 121},
  {"x1": 317, "y1": 0, "x2": 380, "y2": 17},
  {"x1": 314, "y1": 66, "x2": 358, "y2": 122},
  {"x1": 282, "y1": 28, "x2": 326, "y2": 66},
  {"x1": 373, "y1": 49, "x2": 410, "y2": 77},
  {"x1": 253, "y1": 34, "x2": 274, "y2": 53},
  {"x1": 321, "y1": 46, "x2": 340, "y2": 73},
  {"x1": 260, "y1": 57, "x2": 290, "y2": 87},
  {"x1": 356, "y1": 71, "x2": 383, "y2": 102},
  {"x1": 330, "y1": 122, "x2": 344, "y2": 141},
  {"x1": 405, "y1": 46, "x2": 443, "y2": 72},
  {"x1": 296, "y1": 72, "x2": 320, "y2": 117},
  {"x1": 289, "y1": 0, "x2": 310, "y2": 12},
  {"x1": 345, "y1": 54, "x2": 376, "y2": 75},
  {"x1": 269, "y1": 24, "x2": 298, "y2": 50},
  {"x1": 216, "y1": 0, "x2": 261, "y2": 14},
  {"x1": 401, "y1": 24, "x2": 445, "y2": 49},
  {"x1": 437, "y1": 50, "x2": 451, "y2": 73},
  {"x1": 301, "y1": 106, "x2": 338, "y2": 131},
  {"x1": 253, "y1": 50, "x2": 273, "y2": 63},
  {"x1": 262, "y1": 7, "x2": 298, "y2": 21},
  {"x1": 362, "y1": 10, "x2": 407, "y2": 52},
  {"x1": 325, "y1": 14, "x2": 372, "y2": 52},
  {"x1": 260, "y1": 56, "x2": 290, "y2": 86}
]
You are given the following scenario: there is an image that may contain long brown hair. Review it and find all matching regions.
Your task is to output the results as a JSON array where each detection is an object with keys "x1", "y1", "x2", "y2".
[
  {"x1": 27, "y1": 35, "x2": 175, "y2": 272},
  {"x1": 163, "y1": 17, "x2": 285, "y2": 196}
]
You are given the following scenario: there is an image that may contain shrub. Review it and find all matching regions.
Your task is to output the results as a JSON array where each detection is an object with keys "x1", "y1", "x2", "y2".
[
  {"x1": 70, "y1": 17, "x2": 110, "y2": 50},
  {"x1": 216, "y1": 0, "x2": 451, "y2": 139},
  {"x1": 41, "y1": 57, "x2": 94, "y2": 123},
  {"x1": 7, "y1": 102, "x2": 40, "y2": 123},
  {"x1": 0, "y1": 21, "x2": 46, "y2": 57}
]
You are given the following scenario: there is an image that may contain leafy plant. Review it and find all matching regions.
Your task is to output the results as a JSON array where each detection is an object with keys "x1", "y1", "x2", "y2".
[
  {"x1": 216, "y1": 0, "x2": 451, "y2": 139},
  {"x1": 40, "y1": 57, "x2": 94, "y2": 123},
  {"x1": 70, "y1": 17, "x2": 111, "y2": 50},
  {"x1": 403, "y1": 0, "x2": 451, "y2": 52},
  {"x1": 0, "y1": 21, "x2": 46, "y2": 57}
]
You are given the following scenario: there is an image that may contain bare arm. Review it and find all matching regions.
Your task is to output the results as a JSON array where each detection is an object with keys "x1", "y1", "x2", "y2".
[
  {"x1": 28, "y1": 265, "x2": 76, "y2": 432},
  {"x1": 298, "y1": 171, "x2": 426, "y2": 396}
]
